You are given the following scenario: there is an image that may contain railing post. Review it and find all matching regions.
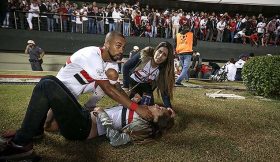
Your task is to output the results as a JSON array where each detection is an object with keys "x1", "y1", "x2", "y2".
[
  {"x1": 82, "y1": 16, "x2": 84, "y2": 34},
  {"x1": 14, "y1": 11, "x2": 17, "y2": 29},
  {"x1": 103, "y1": 14, "x2": 105, "y2": 35},
  {"x1": 129, "y1": 19, "x2": 131, "y2": 37},
  {"x1": 60, "y1": 15, "x2": 62, "y2": 32},
  {"x1": 38, "y1": 16, "x2": 40, "y2": 31},
  {"x1": 122, "y1": 18, "x2": 124, "y2": 35}
]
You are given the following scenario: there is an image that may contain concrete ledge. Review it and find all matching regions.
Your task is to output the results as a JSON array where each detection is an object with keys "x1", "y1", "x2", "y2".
[{"x1": 1, "y1": 28, "x2": 279, "y2": 62}]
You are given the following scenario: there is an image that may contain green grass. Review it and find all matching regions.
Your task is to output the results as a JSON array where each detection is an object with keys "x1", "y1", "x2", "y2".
[{"x1": 1, "y1": 83, "x2": 280, "y2": 161}]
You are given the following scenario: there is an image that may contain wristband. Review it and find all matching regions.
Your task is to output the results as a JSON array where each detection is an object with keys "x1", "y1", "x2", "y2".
[{"x1": 129, "y1": 102, "x2": 138, "y2": 111}]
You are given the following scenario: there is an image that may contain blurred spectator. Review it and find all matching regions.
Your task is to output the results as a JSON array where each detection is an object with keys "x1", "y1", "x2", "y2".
[
  {"x1": 87, "y1": 4, "x2": 96, "y2": 34},
  {"x1": 39, "y1": 0, "x2": 48, "y2": 31},
  {"x1": 129, "y1": 46, "x2": 139, "y2": 59},
  {"x1": 80, "y1": 3, "x2": 88, "y2": 33},
  {"x1": 133, "y1": 10, "x2": 142, "y2": 36},
  {"x1": 104, "y1": 7, "x2": 110, "y2": 34},
  {"x1": 216, "y1": 18, "x2": 226, "y2": 42},
  {"x1": 113, "y1": 7, "x2": 122, "y2": 33},
  {"x1": 266, "y1": 18, "x2": 277, "y2": 45},
  {"x1": 25, "y1": 40, "x2": 45, "y2": 71},
  {"x1": 235, "y1": 54, "x2": 248, "y2": 81},
  {"x1": 171, "y1": 11, "x2": 180, "y2": 39},
  {"x1": 144, "y1": 21, "x2": 152, "y2": 37},
  {"x1": 228, "y1": 19, "x2": 237, "y2": 43},
  {"x1": 209, "y1": 62, "x2": 220, "y2": 75},
  {"x1": 199, "y1": 64, "x2": 212, "y2": 79},
  {"x1": 27, "y1": 0, "x2": 40, "y2": 30},
  {"x1": 249, "y1": 31, "x2": 259, "y2": 47},
  {"x1": 274, "y1": 25, "x2": 280, "y2": 46},
  {"x1": 189, "y1": 51, "x2": 202, "y2": 78},
  {"x1": 164, "y1": 15, "x2": 171, "y2": 39},
  {"x1": 68, "y1": 3, "x2": 76, "y2": 33},
  {"x1": 205, "y1": 16, "x2": 216, "y2": 41},
  {"x1": 46, "y1": 0, "x2": 56, "y2": 32},
  {"x1": 256, "y1": 18, "x2": 266, "y2": 46},
  {"x1": 107, "y1": 7, "x2": 114, "y2": 32},
  {"x1": 225, "y1": 58, "x2": 237, "y2": 81},
  {"x1": 122, "y1": 9, "x2": 130, "y2": 36},
  {"x1": 18, "y1": 0, "x2": 29, "y2": 30},
  {"x1": 58, "y1": 3, "x2": 68, "y2": 32},
  {"x1": 2, "y1": 0, "x2": 12, "y2": 28},
  {"x1": 151, "y1": 12, "x2": 159, "y2": 38},
  {"x1": 234, "y1": 28, "x2": 247, "y2": 44},
  {"x1": 175, "y1": 24, "x2": 197, "y2": 85},
  {"x1": 199, "y1": 17, "x2": 207, "y2": 40},
  {"x1": 95, "y1": 8, "x2": 104, "y2": 34}
]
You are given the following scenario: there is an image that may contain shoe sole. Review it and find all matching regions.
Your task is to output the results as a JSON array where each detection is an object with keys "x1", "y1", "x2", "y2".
[{"x1": 0, "y1": 150, "x2": 33, "y2": 160}]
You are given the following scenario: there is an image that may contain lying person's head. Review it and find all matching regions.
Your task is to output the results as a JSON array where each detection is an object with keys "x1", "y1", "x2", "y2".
[{"x1": 127, "y1": 104, "x2": 175, "y2": 143}]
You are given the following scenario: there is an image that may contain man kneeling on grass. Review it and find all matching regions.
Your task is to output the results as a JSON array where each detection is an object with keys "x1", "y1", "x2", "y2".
[{"x1": 0, "y1": 75, "x2": 175, "y2": 160}]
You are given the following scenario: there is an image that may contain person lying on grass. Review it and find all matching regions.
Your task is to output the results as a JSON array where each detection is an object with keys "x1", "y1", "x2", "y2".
[{"x1": 0, "y1": 75, "x2": 175, "y2": 160}]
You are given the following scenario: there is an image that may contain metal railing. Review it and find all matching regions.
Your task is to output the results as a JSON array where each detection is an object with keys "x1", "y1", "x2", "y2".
[{"x1": 8, "y1": 11, "x2": 131, "y2": 36}]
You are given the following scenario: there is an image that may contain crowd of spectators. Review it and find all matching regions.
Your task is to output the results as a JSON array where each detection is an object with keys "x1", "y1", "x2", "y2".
[{"x1": 1, "y1": 0, "x2": 280, "y2": 46}]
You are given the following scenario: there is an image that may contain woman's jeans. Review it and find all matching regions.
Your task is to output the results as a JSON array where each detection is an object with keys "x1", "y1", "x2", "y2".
[{"x1": 13, "y1": 76, "x2": 91, "y2": 145}]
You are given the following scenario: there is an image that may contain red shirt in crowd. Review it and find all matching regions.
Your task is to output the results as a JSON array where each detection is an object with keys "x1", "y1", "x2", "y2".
[
  {"x1": 134, "y1": 15, "x2": 141, "y2": 27},
  {"x1": 250, "y1": 33, "x2": 258, "y2": 41}
]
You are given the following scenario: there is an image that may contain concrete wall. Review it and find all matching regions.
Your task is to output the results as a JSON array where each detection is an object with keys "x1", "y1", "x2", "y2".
[{"x1": 0, "y1": 28, "x2": 279, "y2": 62}]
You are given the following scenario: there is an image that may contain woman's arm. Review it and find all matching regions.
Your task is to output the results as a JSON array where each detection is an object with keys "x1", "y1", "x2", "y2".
[
  {"x1": 161, "y1": 92, "x2": 172, "y2": 108},
  {"x1": 96, "y1": 108, "x2": 132, "y2": 147},
  {"x1": 122, "y1": 53, "x2": 141, "y2": 89}
]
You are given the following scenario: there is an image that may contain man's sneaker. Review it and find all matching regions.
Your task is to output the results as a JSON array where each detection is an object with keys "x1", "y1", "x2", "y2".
[
  {"x1": 0, "y1": 141, "x2": 33, "y2": 160},
  {"x1": 175, "y1": 82, "x2": 184, "y2": 86}
]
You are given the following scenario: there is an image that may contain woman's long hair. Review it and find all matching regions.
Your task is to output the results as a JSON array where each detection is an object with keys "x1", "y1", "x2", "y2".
[{"x1": 155, "y1": 41, "x2": 175, "y2": 100}]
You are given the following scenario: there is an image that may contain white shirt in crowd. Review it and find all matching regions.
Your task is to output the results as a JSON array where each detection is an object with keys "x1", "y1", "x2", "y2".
[
  {"x1": 171, "y1": 15, "x2": 180, "y2": 26},
  {"x1": 225, "y1": 63, "x2": 237, "y2": 81},
  {"x1": 29, "y1": 3, "x2": 40, "y2": 17},
  {"x1": 217, "y1": 21, "x2": 226, "y2": 31},
  {"x1": 112, "y1": 10, "x2": 122, "y2": 22},
  {"x1": 200, "y1": 18, "x2": 207, "y2": 29},
  {"x1": 141, "y1": 15, "x2": 148, "y2": 24},
  {"x1": 257, "y1": 22, "x2": 266, "y2": 34},
  {"x1": 80, "y1": 8, "x2": 88, "y2": 21},
  {"x1": 235, "y1": 59, "x2": 246, "y2": 69}
]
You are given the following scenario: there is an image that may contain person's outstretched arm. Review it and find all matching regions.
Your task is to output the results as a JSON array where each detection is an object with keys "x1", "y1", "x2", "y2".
[
  {"x1": 161, "y1": 92, "x2": 172, "y2": 108},
  {"x1": 96, "y1": 80, "x2": 153, "y2": 121}
]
